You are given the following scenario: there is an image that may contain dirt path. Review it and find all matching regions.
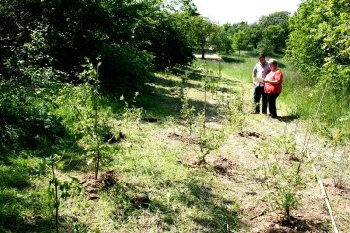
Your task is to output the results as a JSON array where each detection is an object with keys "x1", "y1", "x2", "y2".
[
  {"x1": 212, "y1": 82, "x2": 350, "y2": 232},
  {"x1": 161, "y1": 75, "x2": 350, "y2": 232},
  {"x1": 134, "y1": 66, "x2": 350, "y2": 232},
  {"x1": 194, "y1": 53, "x2": 223, "y2": 61}
]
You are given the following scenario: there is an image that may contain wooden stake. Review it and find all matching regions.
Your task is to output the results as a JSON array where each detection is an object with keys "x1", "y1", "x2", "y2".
[{"x1": 306, "y1": 151, "x2": 339, "y2": 233}]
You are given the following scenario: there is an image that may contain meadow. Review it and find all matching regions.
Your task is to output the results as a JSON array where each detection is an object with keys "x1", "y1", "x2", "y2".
[{"x1": 1, "y1": 52, "x2": 349, "y2": 233}]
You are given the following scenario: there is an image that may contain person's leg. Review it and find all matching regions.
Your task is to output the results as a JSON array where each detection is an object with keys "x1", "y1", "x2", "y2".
[
  {"x1": 268, "y1": 93, "x2": 279, "y2": 118},
  {"x1": 261, "y1": 91, "x2": 267, "y2": 114},
  {"x1": 253, "y1": 86, "x2": 262, "y2": 113}
]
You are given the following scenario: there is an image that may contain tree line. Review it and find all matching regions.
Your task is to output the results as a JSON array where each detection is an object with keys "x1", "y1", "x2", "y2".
[
  {"x1": 0, "y1": 0, "x2": 292, "y2": 89},
  {"x1": 1, "y1": 0, "x2": 349, "y2": 151},
  {"x1": 286, "y1": 0, "x2": 350, "y2": 92}
]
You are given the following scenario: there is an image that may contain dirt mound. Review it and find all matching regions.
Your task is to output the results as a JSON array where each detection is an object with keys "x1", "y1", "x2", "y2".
[
  {"x1": 103, "y1": 131, "x2": 125, "y2": 144},
  {"x1": 212, "y1": 157, "x2": 238, "y2": 176},
  {"x1": 168, "y1": 132, "x2": 198, "y2": 144},
  {"x1": 258, "y1": 216, "x2": 327, "y2": 233},
  {"x1": 131, "y1": 193, "x2": 150, "y2": 208},
  {"x1": 238, "y1": 131, "x2": 265, "y2": 139},
  {"x1": 79, "y1": 170, "x2": 119, "y2": 200}
]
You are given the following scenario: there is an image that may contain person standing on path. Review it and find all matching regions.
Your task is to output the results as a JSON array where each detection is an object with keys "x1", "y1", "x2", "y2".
[
  {"x1": 252, "y1": 54, "x2": 270, "y2": 114},
  {"x1": 264, "y1": 59, "x2": 283, "y2": 118}
]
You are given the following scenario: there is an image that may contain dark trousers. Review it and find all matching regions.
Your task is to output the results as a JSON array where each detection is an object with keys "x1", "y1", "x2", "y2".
[
  {"x1": 253, "y1": 85, "x2": 267, "y2": 114},
  {"x1": 266, "y1": 93, "x2": 279, "y2": 117}
]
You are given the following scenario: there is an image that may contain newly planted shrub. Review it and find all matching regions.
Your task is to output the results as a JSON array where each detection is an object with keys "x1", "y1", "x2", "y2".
[
  {"x1": 197, "y1": 123, "x2": 225, "y2": 164},
  {"x1": 276, "y1": 133, "x2": 297, "y2": 155},
  {"x1": 120, "y1": 92, "x2": 143, "y2": 127},
  {"x1": 180, "y1": 98, "x2": 196, "y2": 135},
  {"x1": 257, "y1": 139, "x2": 305, "y2": 220},
  {"x1": 218, "y1": 90, "x2": 245, "y2": 131},
  {"x1": 265, "y1": 161, "x2": 303, "y2": 220},
  {"x1": 48, "y1": 155, "x2": 71, "y2": 233},
  {"x1": 54, "y1": 59, "x2": 113, "y2": 179},
  {"x1": 79, "y1": 59, "x2": 105, "y2": 179}
]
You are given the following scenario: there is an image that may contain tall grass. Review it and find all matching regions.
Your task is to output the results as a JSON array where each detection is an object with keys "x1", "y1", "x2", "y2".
[
  {"x1": 196, "y1": 52, "x2": 350, "y2": 142},
  {"x1": 278, "y1": 62, "x2": 350, "y2": 141},
  {"x1": 1, "y1": 51, "x2": 348, "y2": 232}
]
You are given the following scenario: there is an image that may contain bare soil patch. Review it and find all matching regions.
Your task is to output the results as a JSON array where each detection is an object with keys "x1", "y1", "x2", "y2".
[
  {"x1": 211, "y1": 157, "x2": 238, "y2": 176},
  {"x1": 259, "y1": 216, "x2": 328, "y2": 233},
  {"x1": 141, "y1": 117, "x2": 159, "y2": 123},
  {"x1": 238, "y1": 130, "x2": 265, "y2": 140},
  {"x1": 79, "y1": 170, "x2": 119, "y2": 200},
  {"x1": 103, "y1": 131, "x2": 125, "y2": 144},
  {"x1": 167, "y1": 132, "x2": 198, "y2": 144}
]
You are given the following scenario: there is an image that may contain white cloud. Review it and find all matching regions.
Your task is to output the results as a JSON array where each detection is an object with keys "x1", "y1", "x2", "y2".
[{"x1": 192, "y1": 0, "x2": 302, "y2": 24}]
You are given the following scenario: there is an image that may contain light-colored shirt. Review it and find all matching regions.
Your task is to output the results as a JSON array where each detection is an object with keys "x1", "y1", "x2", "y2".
[{"x1": 253, "y1": 61, "x2": 270, "y2": 86}]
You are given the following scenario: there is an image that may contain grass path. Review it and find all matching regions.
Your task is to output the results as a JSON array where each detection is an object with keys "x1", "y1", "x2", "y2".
[
  {"x1": 196, "y1": 56, "x2": 350, "y2": 232},
  {"x1": 95, "y1": 56, "x2": 349, "y2": 233},
  {"x1": 1, "y1": 54, "x2": 349, "y2": 233}
]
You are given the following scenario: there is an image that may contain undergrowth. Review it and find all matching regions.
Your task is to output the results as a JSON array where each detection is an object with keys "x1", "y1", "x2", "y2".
[{"x1": 1, "y1": 52, "x2": 348, "y2": 232}]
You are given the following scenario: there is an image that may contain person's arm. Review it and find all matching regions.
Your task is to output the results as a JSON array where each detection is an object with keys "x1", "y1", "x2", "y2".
[
  {"x1": 252, "y1": 66, "x2": 257, "y2": 84},
  {"x1": 264, "y1": 70, "x2": 283, "y2": 84},
  {"x1": 264, "y1": 65, "x2": 271, "y2": 77}
]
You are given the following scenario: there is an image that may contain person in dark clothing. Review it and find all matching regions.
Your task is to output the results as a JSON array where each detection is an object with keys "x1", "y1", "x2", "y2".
[{"x1": 252, "y1": 54, "x2": 270, "y2": 114}]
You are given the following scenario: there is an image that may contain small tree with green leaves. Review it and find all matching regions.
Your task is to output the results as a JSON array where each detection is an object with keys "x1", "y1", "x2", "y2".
[
  {"x1": 265, "y1": 161, "x2": 303, "y2": 220},
  {"x1": 197, "y1": 120, "x2": 225, "y2": 164},
  {"x1": 275, "y1": 133, "x2": 297, "y2": 155},
  {"x1": 195, "y1": 70, "x2": 226, "y2": 164},
  {"x1": 48, "y1": 154, "x2": 71, "y2": 233},
  {"x1": 231, "y1": 30, "x2": 249, "y2": 56},
  {"x1": 217, "y1": 87, "x2": 245, "y2": 132},
  {"x1": 120, "y1": 92, "x2": 143, "y2": 126},
  {"x1": 179, "y1": 69, "x2": 190, "y2": 100},
  {"x1": 181, "y1": 98, "x2": 196, "y2": 135},
  {"x1": 79, "y1": 59, "x2": 104, "y2": 179},
  {"x1": 256, "y1": 139, "x2": 305, "y2": 221}
]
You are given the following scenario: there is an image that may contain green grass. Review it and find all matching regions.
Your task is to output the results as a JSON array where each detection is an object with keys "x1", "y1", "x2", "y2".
[
  {"x1": 279, "y1": 64, "x2": 350, "y2": 141},
  {"x1": 0, "y1": 59, "x2": 244, "y2": 232},
  {"x1": 1, "y1": 51, "x2": 349, "y2": 232}
]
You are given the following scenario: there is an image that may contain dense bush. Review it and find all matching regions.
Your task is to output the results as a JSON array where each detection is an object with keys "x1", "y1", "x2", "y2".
[
  {"x1": 0, "y1": 83, "x2": 65, "y2": 151},
  {"x1": 284, "y1": 0, "x2": 350, "y2": 138},
  {"x1": 134, "y1": 12, "x2": 194, "y2": 70},
  {"x1": 286, "y1": 0, "x2": 350, "y2": 90},
  {"x1": 97, "y1": 44, "x2": 154, "y2": 92}
]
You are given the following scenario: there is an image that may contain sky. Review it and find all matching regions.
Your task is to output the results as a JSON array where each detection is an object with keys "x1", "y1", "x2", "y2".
[{"x1": 192, "y1": 0, "x2": 303, "y2": 24}]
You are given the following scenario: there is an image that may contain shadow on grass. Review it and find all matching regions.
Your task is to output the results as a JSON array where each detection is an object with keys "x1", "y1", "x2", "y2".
[
  {"x1": 0, "y1": 165, "x2": 31, "y2": 189},
  {"x1": 0, "y1": 212, "x2": 54, "y2": 233},
  {"x1": 183, "y1": 179, "x2": 239, "y2": 232},
  {"x1": 138, "y1": 84, "x2": 220, "y2": 119},
  {"x1": 169, "y1": 66, "x2": 206, "y2": 81},
  {"x1": 198, "y1": 57, "x2": 223, "y2": 62},
  {"x1": 0, "y1": 107, "x2": 88, "y2": 232},
  {"x1": 277, "y1": 114, "x2": 300, "y2": 123},
  {"x1": 277, "y1": 216, "x2": 330, "y2": 232},
  {"x1": 154, "y1": 74, "x2": 202, "y2": 90},
  {"x1": 187, "y1": 69, "x2": 206, "y2": 81},
  {"x1": 1, "y1": 210, "x2": 89, "y2": 233},
  {"x1": 0, "y1": 169, "x2": 52, "y2": 233},
  {"x1": 221, "y1": 77, "x2": 241, "y2": 88},
  {"x1": 135, "y1": 66, "x2": 239, "y2": 120},
  {"x1": 0, "y1": 105, "x2": 84, "y2": 158},
  {"x1": 108, "y1": 178, "x2": 239, "y2": 232}
]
